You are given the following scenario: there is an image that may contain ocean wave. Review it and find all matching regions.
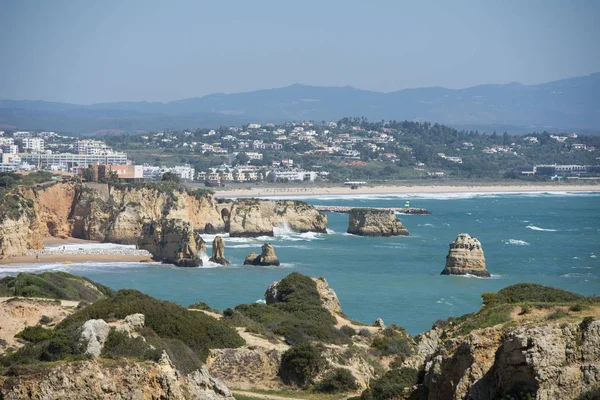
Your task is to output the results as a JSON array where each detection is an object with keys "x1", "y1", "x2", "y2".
[
  {"x1": 526, "y1": 225, "x2": 558, "y2": 232},
  {"x1": 505, "y1": 239, "x2": 530, "y2": 246},
  {"x1": 326, "y1": 228, "x2": 336, "y2": 234},
  {"x1": 561, "y1": 273, "x2": 592, "y2": 278},
  {"x1": 457, "y1": 273, "x2": 502, "y2": 279}
]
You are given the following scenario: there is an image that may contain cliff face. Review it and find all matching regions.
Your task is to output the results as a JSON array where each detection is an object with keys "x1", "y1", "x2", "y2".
[
  {"x1": 228, "y1": 199, "x2": 327, "y2": 237},
  {"x1": 347, "y1": 208, "x2": 409, "y2": 236},
  {"x1": 417, "y1": 320, "x2": 600, "y2": 400},
  {"x1": 441, "y1": 233, "x2": 489, "y2": 277},
  {"x1": 20, "y1": 183, "x2": 79, "y2": 239},
  {"x1": 138, "y1": 219, "x2": 204, "y2": 267},
  {"x1": 0, "y1": 197, "x2": 42, "y2": 258},
  {"x1": 0, "y1": 357, "x2": 235, "y2": 400}
]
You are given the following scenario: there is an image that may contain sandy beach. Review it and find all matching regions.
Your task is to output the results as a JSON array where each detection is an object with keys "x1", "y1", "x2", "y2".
[
  {"x1": 213, "y1": 183, "x2": 600, "y2": 198},
  {"x1": 0, "y1": 237, "x2": 154, "y2": 266}
]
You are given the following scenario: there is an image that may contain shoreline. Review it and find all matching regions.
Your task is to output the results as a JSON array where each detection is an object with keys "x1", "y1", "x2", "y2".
[
  {"x1": 213, "y1": 183, "x2": 600, "y2": 198},
  {"x1": 0, "y1": 254, "x2": 154, "y2": 266}
]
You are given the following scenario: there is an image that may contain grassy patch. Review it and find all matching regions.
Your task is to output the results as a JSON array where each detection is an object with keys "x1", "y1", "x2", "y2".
[
  {"x1": 0, "y1": 272, "x2": 114, "y2": 302},
  {"x1": 482, "y1": 283, "x2": 585, "y2": 307}
]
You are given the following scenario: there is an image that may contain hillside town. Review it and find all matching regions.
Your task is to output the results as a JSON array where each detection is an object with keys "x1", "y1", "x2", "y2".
[{"x1": 1, "y1": 119, "x2": 599, "y2": 185}]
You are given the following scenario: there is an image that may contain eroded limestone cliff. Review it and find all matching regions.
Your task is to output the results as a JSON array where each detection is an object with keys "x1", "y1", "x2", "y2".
[
  {"x1": 441, "y1": 233, "x2": 490, "y2": 277},
  {"x1": 346, "y1": 208, "x2": 409, "y2": 236}
]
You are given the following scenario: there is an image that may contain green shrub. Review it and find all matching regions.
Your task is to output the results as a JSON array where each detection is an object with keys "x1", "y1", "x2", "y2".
[
  {"x1": 148, "y1": 337, "x2": 204, "y2": 374},
  {"x1": 15, "y1": 326, "x2": 52, "y2": 343},
  {"x1": 359, "y1": 328, "x2": 372, "y2": 337},
  {"x1": 101, "y1": 329, "x2": 161, "y2": 361},
  {"x1": 57, "y1": 289, "x2": 244, "y2": 360},
  {"x1": 483, "y1": 284, "x2": 585, "y2": 307},
  {"x1": 40, "y1": 331, "x2": 82, "y2": 362},
  {"x1": 546, "y1": 310, "x2": 569, "y2": 320},
  {"x1": 456, "y1": 305, "x2": 513, "y2": 336},
  {"x1": 188, "y1": 301, "x2": 218, "y2": 313},
  {"x1": 569, "y1": 303, "x2": 590, "y2": 312},
  {"x1": 279, "y1": 343, "x2": 327, "y2": 386},
  {"x1": 360, "y1": 367, "x2": 419, "y2": 400},
  {"x1": 578, "y1": 387, "x2": 600, "y2": 400},
  {"x1": 519, "y1": 305, "x2": 531, "y2": 315},
  {"x1": 340, "y1": 325, "x2": 357, "y2": 337},
  {"x1": 39, "y1": 315, "x2": 53, "y2": 325},
  {"x1": 371, "y1": 327, "x2": 412, "y2": 357},
  {"x1": 580, "y1": 317, "x2": 594, "y2": 331},
  {"x1": 316, "y1": 368, "x2": 359, "y2": 393}
]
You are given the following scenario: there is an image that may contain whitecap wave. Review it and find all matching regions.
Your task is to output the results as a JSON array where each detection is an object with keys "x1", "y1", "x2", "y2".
[
  {"x1": 526, "y1": 225, "x2": 558, "y2": 232},
  {"x1": 45, "y1": 243, "x2": 136, "y2": 251},
  {"x1": 505, "y1": 239, "x2": 530, "y2": 246},
  {"x1": 0, "y1": 261, "x2": 159, "y2": 275},
  {"x1": 326, "y1": 228, "x2": 336, "y2": 234}
]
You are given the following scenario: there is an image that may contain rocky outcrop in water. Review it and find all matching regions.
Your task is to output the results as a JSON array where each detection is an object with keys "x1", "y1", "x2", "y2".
[
  {"x1": 209, "y1": 236, "x2": 230, "y2": 266},
  {"x1": 0, "y1": 353, "x2": 235, "y2": 400},
  {"x1": 441, "y1": 233, "x2": 490, "y2": 277},
  {"x1": 228, "y1": 198, "x2": 327, "y2": 237},
  {"x1": 138, "y1": 219, "x2": 203, "y2": 267},
  {"x1": 243, "y1": 243, "x2": 280, "y2": 266},
  {"x1": 346, "y1": 208, "x2": 409, "y2": 236}
]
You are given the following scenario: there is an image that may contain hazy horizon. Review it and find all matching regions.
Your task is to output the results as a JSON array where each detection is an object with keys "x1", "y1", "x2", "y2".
[{"x1": 2, "y1": 0, "x2": 599, "y2": 104}]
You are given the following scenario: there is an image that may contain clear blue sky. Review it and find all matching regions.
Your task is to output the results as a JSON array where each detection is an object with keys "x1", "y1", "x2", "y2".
[{"x1": 1, "y1": 0, "x2": 599, "y2": 104}]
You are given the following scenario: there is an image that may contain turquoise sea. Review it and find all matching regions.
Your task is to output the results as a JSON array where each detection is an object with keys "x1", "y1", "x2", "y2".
[{"x1": 2, "y1": 191, "x2": 599, "y2": 335}]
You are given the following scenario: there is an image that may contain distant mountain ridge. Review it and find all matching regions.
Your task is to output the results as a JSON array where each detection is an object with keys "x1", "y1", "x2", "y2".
[{"x1": 1, "y1": 73, "x2": 599, "y2": 134}]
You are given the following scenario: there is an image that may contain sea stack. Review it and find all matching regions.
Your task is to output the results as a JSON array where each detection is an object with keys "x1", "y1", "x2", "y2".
[
  {"x1": 209, "y1": 235, "x2": 230, "y2": 266},
  {"x1": 347, "y1": 208, "x2": 409, "y2": 236},
  {"x1": 244, "y1": 243, "x2": 280, "y2": 266},
  {"x1": 441, "y1": 233, "x2": 490, "y2": 277}
]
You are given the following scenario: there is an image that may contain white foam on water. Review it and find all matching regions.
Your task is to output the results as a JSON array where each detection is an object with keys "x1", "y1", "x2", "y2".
[
  {"x1": 526, "y1": 225, "x2": 558, "y2": 232},
  {"x1": 326, "y1": 228, "x2": 336, "y2": 234},
  {"x1": 0, "y1": 261, "x2": 159, "y2": 275},
  {"x1": 591, "y1": 254, "x2": 597, "y2": 259},
  {"x1": 45, "y1": 243, "x2": 136, "y2": 251},
  {"x1": 505, "y1": 239, "x2": 530, "y2": 246}
]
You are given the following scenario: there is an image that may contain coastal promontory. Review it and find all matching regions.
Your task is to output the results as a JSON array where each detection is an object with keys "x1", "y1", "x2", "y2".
[
  {"x1": 228, "y1": 198, "x2": 327, "y2": 237},
  {"x1": 346, "y1": 208, "x2": 409, "y2": 236},
  {"x1": 441, "y1": 233, "x2": 490, "y2": 277}
]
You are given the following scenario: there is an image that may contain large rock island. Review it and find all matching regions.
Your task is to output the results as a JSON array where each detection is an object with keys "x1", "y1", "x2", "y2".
[
  {"x1": 441, "y1": 233, "x2": 490, "y2": 277},
  {"x1": 346, "y1": 208, "x2": 409, "y2": 236},
  {"x1": 138, "y1": 219, "x2": 205, "y2": 267}
]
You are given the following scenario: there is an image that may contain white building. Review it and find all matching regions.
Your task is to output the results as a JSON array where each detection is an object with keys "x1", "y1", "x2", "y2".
[
  {"x1": 245, "y1": 152, "x2": 263, "y2": 160},
  {"x1": 22, "y1": 138, "x2": 45, "y2": 152},
  {"x1": 0, "y1": 138, "x2": 14, "y2": 146},
  {"x1": 1, "y1": 144, "x2": 18, "y2": 154},
  {"x1": 272, "y1": 170, "x2": 318, "y2": 182},
  {"x1": 20, "y1": 152, "x2": 128, "y2": 167},
  {"x1": 74, "y1": 140, "x2": 114, "y2": 155},
  {"x1": 13, "y1": 131, "x2": 31, "y2": 138}
]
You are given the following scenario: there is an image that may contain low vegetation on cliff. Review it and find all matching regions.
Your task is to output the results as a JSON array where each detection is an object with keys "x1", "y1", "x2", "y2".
[
  {"x1": 225, "y1": 272, "x2": 347, "y2": 345},
  {"x1": 0, "y1": 272, "x2": 114, "y2": 302}
]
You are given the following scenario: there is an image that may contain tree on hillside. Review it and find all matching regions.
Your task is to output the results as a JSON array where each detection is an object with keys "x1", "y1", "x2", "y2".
[{"x1": 161, "y1": 172, "x2": 180, "y2": 183}]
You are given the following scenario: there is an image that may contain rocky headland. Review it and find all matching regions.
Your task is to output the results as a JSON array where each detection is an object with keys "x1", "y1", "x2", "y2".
[
  {"x1": 243, "y1": 243, "x2": 280, "y2": 266},
  {"x1": 227, "y1": 198, "x2": 327, "y2": 237},
  {"x1": 138, "y1": 219, "x2": 206, "y2": 267},
  {"x1": 347, "y1": 208, "x2": 409, "y2": 236},
  {"x1": 0, "y1": 182, "x2": 327, "y2": 264},
  {"x1": 441, "y1": 233, "x2": 490, "y2": 277}
]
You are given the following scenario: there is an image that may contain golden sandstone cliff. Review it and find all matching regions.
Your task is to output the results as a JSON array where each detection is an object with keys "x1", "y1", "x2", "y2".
[
  {"x1": 0, "y1": 182, "x2": 328, "y2": 263},
  {"x1": 441, "y1": 233, "x2": 490, "y2": 277}
]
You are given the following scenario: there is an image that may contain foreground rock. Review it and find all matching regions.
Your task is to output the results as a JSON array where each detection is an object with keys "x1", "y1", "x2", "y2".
[
  {"x1": 347, "y1": 208, "x2": 409, "y2": 236},
  {"x1": 415, "y1": 320, "x2": 600, "y2": 400},
  {"x1": 0, "y1": 356, "x2": 235, "y2": 400},
  {"x1": 243, "y1": 243, "x2": 280, "y2": 266},
  {"x1": 228, "y1": 198, "x2": 327, "y2": 237},
  {"x1": 441, "y1": 233, "x2": 490, "y2": 277},
  {"x1": 209, "y1": 236, "x2": 230, "y2": 266},
  {"x1": 138, "y1": 219, "x2": 203, "y2": 267}
]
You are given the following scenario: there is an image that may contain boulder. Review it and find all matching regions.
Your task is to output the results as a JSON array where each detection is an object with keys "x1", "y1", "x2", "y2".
[
  {"x1": 243, "y1": 243, "x2": 280, "y2": 266},
  {"x1": 373, "y1": 318, "x2": 386, "y2": 329},
  {"x1": 79, "y1": 319, "x2": 110, "y2": 358},
  {"x1": 347, "y1": 208, "x2": 409, "y2": 236},
  {"x1": 138, "y1": 219, "x2": 202, "y2": 267},
  {"x1": 209, "y1": 236, "x2": 230, "y2": 266},
  {"x1": 441, "y1": 233, "x2": 490, "y2": 277},
  {"x1": 228, "y1": 198, "x2": 327, "y2": 237}
]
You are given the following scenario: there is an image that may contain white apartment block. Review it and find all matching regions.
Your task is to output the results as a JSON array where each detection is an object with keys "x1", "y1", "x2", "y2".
[
  {"x1": 22, "y1": 137, "x2": 45, "y2": 152},
  {"x1": 245, "y1": 152, "x2": 263, "y2": 160},
  {"x1": 74, "y1": 140, "x2": 114, "y2": 155},
  {"x1": 1, "y1": 144, "x2": 18, "y2": 154},
  {"x1": 20, "y1": 152, "x2": 128, "y2": 167}
]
